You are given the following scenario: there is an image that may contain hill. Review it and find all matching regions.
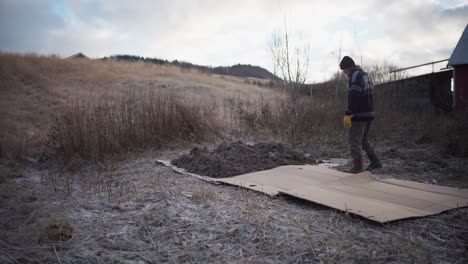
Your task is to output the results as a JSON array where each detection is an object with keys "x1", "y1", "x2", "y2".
[
  {"x1": 0, "y1": 53, "x2": 278, "y2": 158},
  {"x1": 212, "y1": 64, "x2": 279, "y2": 80},
  {"x1": 103, "y1": 55, "x2": 279, "y2": 80}
]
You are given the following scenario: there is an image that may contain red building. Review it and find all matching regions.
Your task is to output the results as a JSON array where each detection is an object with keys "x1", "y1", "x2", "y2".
[{"x1": 448, "y1": 25, "x2": 468, "y2": 112}]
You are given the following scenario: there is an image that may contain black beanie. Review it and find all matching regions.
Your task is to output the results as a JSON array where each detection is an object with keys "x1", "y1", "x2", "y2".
[{"x1": 339, "y1": 56, "x2": 356, "y2": 70}]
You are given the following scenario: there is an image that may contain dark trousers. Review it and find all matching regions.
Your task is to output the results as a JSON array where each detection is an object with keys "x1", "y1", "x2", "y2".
[{"x1": 348, "y1": 121, "x2": 378, "y2": 163}]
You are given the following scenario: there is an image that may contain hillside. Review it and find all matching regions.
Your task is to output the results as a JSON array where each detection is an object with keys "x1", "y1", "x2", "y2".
[
  {"x1": 0, "y1": 53, "x2": 278, "y2": 157},
  {"x1": 212, "y1": 64, "x2": 280, "y2": 80},
  {"x1": 105, "y1": 55, "x2": 279, "y2": 80}
]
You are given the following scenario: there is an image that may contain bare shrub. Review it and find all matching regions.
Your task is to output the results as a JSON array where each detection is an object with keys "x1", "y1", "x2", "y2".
[
  {"x1": 227, "y1": 94, "x2": 343, "y2": 145},
  {"x1": 47, "y1": 90, "x2": 219, "y2": 162},
  {"x1": 39, "y1": 219, "x2": 74, "y2": 243},
  {"x1": 366, "y1": 63, "x2": 407, "y2": 85},
  {"x1": 270, "y1": 26, "x2": 310, "y2": 92},
  {"x1": 191, "y1": 186, "x2": 217, "y2": 205},
  {"x1": 228, "y1": 63, "x2": 466, "y2": 158}
]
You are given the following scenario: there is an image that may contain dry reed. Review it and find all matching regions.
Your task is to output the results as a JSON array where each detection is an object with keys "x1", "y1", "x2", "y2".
[{"x1": 47, "y1": 90, "x2": 219, "y2": 162}]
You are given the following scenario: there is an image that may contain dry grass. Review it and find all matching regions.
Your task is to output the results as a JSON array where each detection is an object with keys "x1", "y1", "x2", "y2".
[
  {"x1": 2, "y1": 53, "x2": 466, "y2": 162},
  {"x1": 39, "y1": 219, "x2": 74, "y2": 243},
  {"x1": 226, "y1": 82, "x2": 468, "y2": 159},
  {"x1": 0, "y1": 54, "x2": 468, "y2": 263},
  {"x1": 190, "y1": 185, "x2": 218, "y2": 205},
  {"x1": 48, "y1": 89, "x2": 219, "y2": 162},
  {"x1": 1, "y1": 53, "x2": 467, "y2": 263},
  {"x1": 0, "y1": 53, "x2": 276, "y2": 160},
  {"x1": 0, "y1": 154, "x2": 466, "y2": 263},
  {"x1": 225, "y1": 94, "x2": 343, "y2": 145}
]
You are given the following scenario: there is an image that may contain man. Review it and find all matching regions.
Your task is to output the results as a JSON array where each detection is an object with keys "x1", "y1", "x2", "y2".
[{"x1": 340, "y1": 56, "x2": 382, "y2": 173}]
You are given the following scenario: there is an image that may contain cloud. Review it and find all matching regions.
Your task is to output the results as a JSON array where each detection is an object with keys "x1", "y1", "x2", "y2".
[
  {"x1": 0, "y1": 0, "x2": 65, "y2": 53},
  {"x1": 0, "y1": 0, "x2": 467, "y2": 81},
  {"x1": 360, "y1": 1, "x2": 467, "y2": 74}
]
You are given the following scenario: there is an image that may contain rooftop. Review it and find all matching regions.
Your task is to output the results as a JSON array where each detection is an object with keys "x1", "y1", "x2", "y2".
[{"x1": 448, "y1": 24, "x2": 468, "y2": 66}]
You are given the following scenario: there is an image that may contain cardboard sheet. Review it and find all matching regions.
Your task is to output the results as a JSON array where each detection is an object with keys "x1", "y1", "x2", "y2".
[{"x1": 216, "y1": 165, "x2": 468, "y2": 223}]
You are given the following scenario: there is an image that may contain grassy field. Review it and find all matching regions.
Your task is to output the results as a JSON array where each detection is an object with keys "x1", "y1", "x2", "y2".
[
  {"x1": 0, "y1": 54, "x2": 277, "y2": 160},
  {"x1": 1, "y1": 54, "x2": 467, "y2": 263}
]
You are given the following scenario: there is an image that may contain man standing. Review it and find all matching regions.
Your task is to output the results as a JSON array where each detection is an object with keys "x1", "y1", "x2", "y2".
[{"x1": 340, "y1": 56, "x2": 382, "y2": 173}]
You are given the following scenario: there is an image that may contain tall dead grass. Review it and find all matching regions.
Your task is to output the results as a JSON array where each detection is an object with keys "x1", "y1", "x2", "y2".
[
  {"x1": 48, "y1": 90, "x2": 219, "y2": 162},
  {"x1": 226, "y1": 94, "x2": 343, "y2": 145},
  {"x1": 2, "y1": 53, "x2": 466, "y2": 162},
  {"x1": 0, "y1": 53, "x2": 275, "y2": 161},
  {"x1": 227, "y1": 84, "x2": 468, "y2": 157}
]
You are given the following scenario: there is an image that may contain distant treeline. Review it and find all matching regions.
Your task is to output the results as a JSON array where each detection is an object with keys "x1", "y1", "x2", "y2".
[{"x1": 101, "y1": 55, "x2": 280, "y2": 80}]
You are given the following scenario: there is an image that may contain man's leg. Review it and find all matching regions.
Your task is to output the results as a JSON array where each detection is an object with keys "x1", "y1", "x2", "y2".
[
  {"x1": 362, "y1": 121, "x2": 382, "y2": 171},
  {"x1": 347, "y1": 121, "x2": 366, "y2": 173}
]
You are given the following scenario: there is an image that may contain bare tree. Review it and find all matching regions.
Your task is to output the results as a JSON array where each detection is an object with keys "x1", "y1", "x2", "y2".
[
  {"x1": 269, "y1": 24, "x2": 311, "y2": 100},
  {"x1": 269, "y1": 24, "x2": 312, "y2": 144},
  {"x1": 366, "y1": 64, "x2": 407, "y2": 85}
]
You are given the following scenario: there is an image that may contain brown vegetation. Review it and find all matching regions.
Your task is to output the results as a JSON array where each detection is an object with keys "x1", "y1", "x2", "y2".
[
  {"x1": 48, "y1": 90, "x2": 219, "y2": 162},
  {"x1": 2, "y1": 53, "x2": 467, "y2": 162},
  {"x1": 0, "y1": 53, "x2": 275, "y2": 161},
  {"x1": 1, "y1": 53, "x2": 467, "y2": 263},
  {"x1": 39, "y1": 220, "x2": 74, "y2": 243},
  {"x1": 1, "y1": 53, "x2": 466, "y2": 162}
]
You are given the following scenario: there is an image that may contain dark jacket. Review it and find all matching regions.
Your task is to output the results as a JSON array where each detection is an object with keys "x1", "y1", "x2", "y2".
[{"x1": 345, "y1": 69, "x2": 375, "y2": 121}]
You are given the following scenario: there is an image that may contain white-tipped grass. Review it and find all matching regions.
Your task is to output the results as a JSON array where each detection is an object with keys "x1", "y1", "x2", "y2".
[{"x1": 1, "y1": 147, "x2": 467, "y2": 263}]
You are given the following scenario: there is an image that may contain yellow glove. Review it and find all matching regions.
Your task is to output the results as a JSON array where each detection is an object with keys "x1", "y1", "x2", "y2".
[{"x1": 343, "y1": 115, "x2": 352, "y2": 128}]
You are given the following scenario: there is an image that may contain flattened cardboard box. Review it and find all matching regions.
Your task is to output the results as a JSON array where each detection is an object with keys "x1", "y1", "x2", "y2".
[{"x1": 217, "y1": 165, "x2": 468, "y2": 223}]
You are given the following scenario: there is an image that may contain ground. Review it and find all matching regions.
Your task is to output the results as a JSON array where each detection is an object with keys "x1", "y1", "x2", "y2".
[
  {"x1": 1, "y1": 55, "x2": 467, "y2": 263},
  {"x1": 1, "y1": 142, "x2": 467, "y2": 264},
  {"x1": 172, "y1": 141, "x2": 316, "y2": 178}
]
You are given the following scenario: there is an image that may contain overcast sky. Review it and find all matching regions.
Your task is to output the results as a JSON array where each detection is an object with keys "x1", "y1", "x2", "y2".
[{"x1": 1, "y1": 0, "x2": 467, "y2": 81}]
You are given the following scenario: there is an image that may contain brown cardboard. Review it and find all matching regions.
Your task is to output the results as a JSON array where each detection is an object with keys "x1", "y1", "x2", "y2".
[{"x1": 216, "y1": 165, "x2": 468, "y2": 223}]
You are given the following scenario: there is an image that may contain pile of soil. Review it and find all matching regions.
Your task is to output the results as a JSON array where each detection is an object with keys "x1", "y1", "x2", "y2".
[{"x1": 172, "y1": 141, "x2": 316, "y2": 178}]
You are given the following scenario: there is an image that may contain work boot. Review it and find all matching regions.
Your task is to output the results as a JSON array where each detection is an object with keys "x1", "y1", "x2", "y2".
[
  {"x1": 366, "y1": 161, "x2": 382, "y2": 171},
  {"x1": 346, "y1": 159, "x2": 363, "y2": 174},
  {"x1": 366, "y1": 152, "x2": 382, "y2": 171}
]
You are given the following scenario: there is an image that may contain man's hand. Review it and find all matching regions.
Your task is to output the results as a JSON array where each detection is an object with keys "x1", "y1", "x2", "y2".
[{"x1": 343, "y1": 115, "x2": 352, "y2": 128}]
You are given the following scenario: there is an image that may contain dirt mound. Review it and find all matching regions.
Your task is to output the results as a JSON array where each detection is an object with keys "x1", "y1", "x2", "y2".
[{"x1": 172, "y1": 141, "x2": 315, "y2": 178}]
